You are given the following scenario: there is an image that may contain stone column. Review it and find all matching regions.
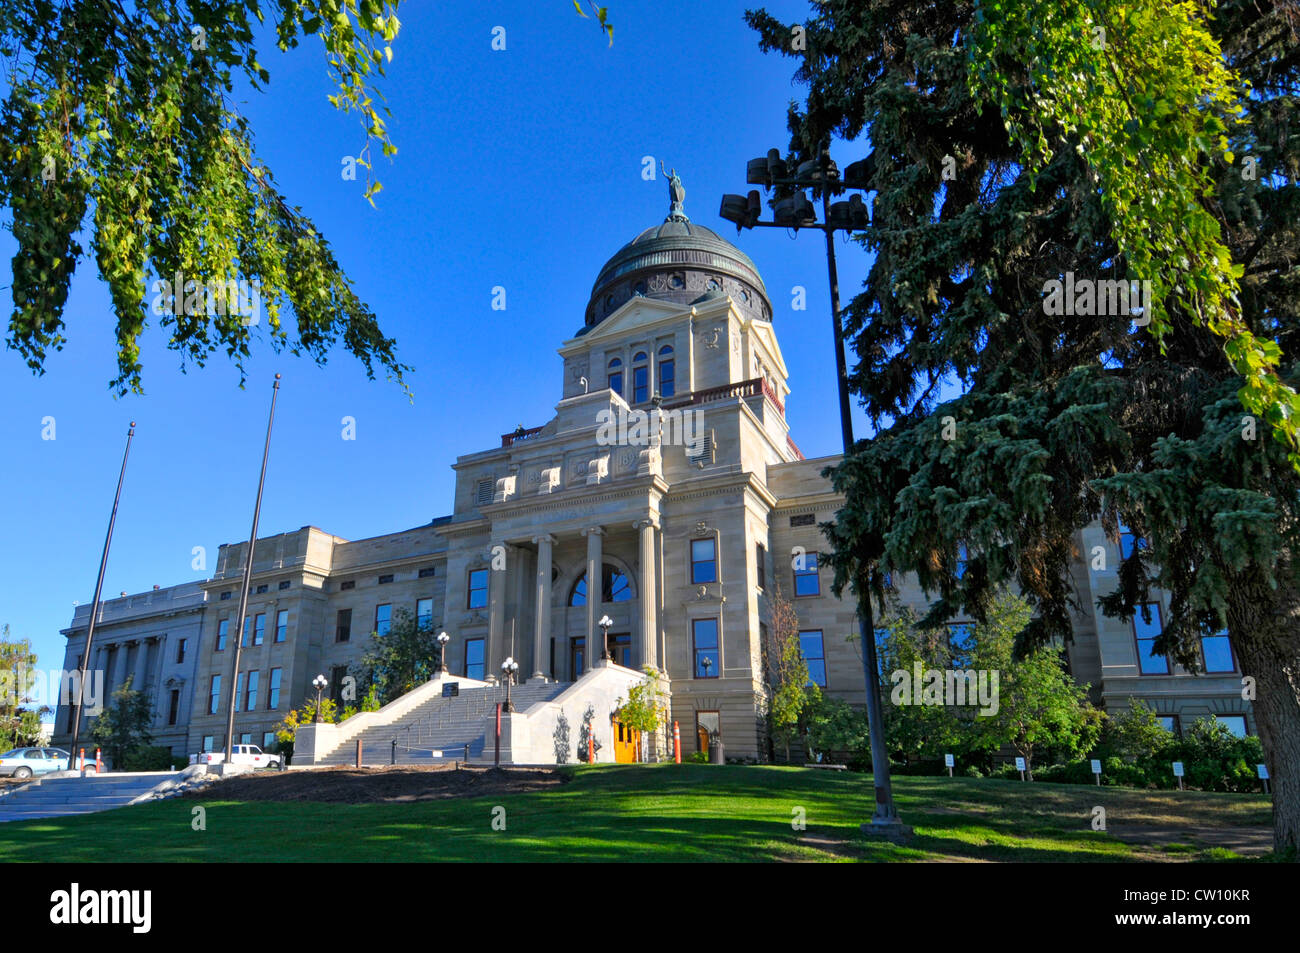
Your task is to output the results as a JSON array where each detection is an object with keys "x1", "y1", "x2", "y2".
[
  {"x1": 635, "y1": 518, "x2": 659, "y2": 671},
  {"x1": 133, "y1": 638, "x2": 152, "y2": 694},
  {"x1": 487, "y1": 543, "x2": 508, "y2": 674},
  {"x1": 582, "y1": 526, "x2": 605, "y2": 663},
  {"x1": 532, "y1": 534, "x2": 556, "y2": 679},
  {"x1": 110, "y1": 642, "x2": 130, "y2": 695}
]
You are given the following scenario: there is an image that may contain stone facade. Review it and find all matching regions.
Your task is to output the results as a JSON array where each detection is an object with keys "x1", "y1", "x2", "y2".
[{"x1": 52, "y1": 198, "x2": 1254, "y2": 761}]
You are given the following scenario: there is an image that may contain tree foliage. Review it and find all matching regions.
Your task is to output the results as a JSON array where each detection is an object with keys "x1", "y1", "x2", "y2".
[
  {"x1": 747, "y1": 0, "x2": 1300, "y2": 852},
  {"x1": 761, "y1": 581, "x2": 812, "y2": 761},
  {"x1": 0, "y1": 624, "x2": 46, "y2": 750},
  {"x1": 351, "y1": 607, "x2": 436, "y2": 705},
  {"x1": 88, "y1": 674, "x2": 154, "y2": 768},
  {"x1": 0, "y1": 0, "x2": 412, "y2": 393}
]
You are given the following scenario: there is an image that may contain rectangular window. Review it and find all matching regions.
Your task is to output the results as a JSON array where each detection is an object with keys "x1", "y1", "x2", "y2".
[
  {"x1": 416, "y1": 598, "x2": 433, "y2": 630},
  {"x1": 275, "y1": 609, "x2": 288, "y2": 643},
  {"x1": 1158, "y1": 715, "x2": 1180, "y2": 736},
  {"x1": 278, "y1": 580, "x2": 290, "y2": 590},
  {"x1": 610, "y1": 633, "x2": 632, "y2": 668},
  {"x1": 467, "y1": 569, "x2": 489, "y2": 609},
  {"x1": 609, "y1": 369, "x2": 623, "y2": 396},
  {"x1": 208, "y1": 675, "x2": 221, "y2": 715},
  {"x1": 176, "y1": 638, "x2": 187, "y2": 664},
  {"x1": 216, "y1": 620, "x2": 228, "y2": 652},
  {"x1": 799, "y1": 630, "x2": 827, "y2": 687},
  {"x1": 955, "y1": 543, "x2": 968, "y2": 579},
  {"x1": 1133, "y1": 603, "x2": 1170, "y2": 675},
  {"x1": 329, "y1": 666, "x2": 348, "y2": 706},
  {"x1": 262, "y1": 731, "x2": 277, "y2": 750},
  {"x1": 1119, "y1": 523, "x2": 1148, "y2": 560},
  {"x1": 1215, "y1": 715, "x2": 1248, "y2": 738},
  {"x1": 220, "y1": 590, "x2": 232, "y2": 600},
  {"x1": 244, "y1": 670, "x2": 259, "y2": 711},
  {"x1": 234, "y1": 672, "x2": 244, "y2": 712},
  {"x1": 692, "y1": 618, "x2": 720, "y2": 678},
  {"x1": 340, "y1": 580, "x2": 356, "y2": 591},
  {"x1": 239, "y1": 733, "x2": 252, "y2": 746},
  {"x1": 1200, "y1": 629, "x2": 1235, "y2": 673},
  {"x1": 946, "y1": 623, "x2": 975, "y2": 668},
  {"x1": 465, "y1": 638, "x2": 485, "y2": 680},
  {"x1": 268, "y1": 668, "x2": 282, "y2": 710},
  {"x1": 690, "y1": 538, "x2": 717, "y2": 584},
  {"x1": 379, "y1": 574, "x2": 394, "y2": 585},
  {"x1": 168, "y1": 689, "x2": 180, "y2": 726},
  {"x1": 418, "y1": 566, "x2": 436, "y2": 579},
  {"x1": 253, "y1": 613, "x2": 266, "y2": 646},
  {"x1": 335, "y1": 608, "x2": 352, "y2": 643},
  {"x1": 633, "y1": 365, "x2": 649, "y2": 403},
  {"x1": 255, "y1": 584, "x2": 268, "y2": 594},
  {"x1": 202, "y1": 735, "x2": 215, "y2": 753},
  {"x1": 375, "y1": 604, "x2": 392, "y2": 637},
  {"x1": 793, "y1": 551, "x2": 820, "y2": 597},
  {"x1": 755, "y1": 543, "x2": 766, "y2": 591},
  {"x1": 659, "y1": 356, "x2": 675, "y2": 398},
  {"x1": 570, "y1": 637, "x2": 585, "y2": 681},
  {"x1": 789, "y1": 513, "x2": 815, "y2": 527}
]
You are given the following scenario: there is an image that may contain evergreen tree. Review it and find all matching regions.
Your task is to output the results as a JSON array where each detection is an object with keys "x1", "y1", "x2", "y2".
[
  {"x1": 88, "y1": 675, "x2": 154, "y2": 769},
  {"x1": 748, "y1": 0, "x2": 1300, "y2": 853}
]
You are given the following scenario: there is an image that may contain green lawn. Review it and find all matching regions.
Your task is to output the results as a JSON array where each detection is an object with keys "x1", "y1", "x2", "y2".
[{"x1": 0, "y1": 765, "x2": 1275, "y2": 862}]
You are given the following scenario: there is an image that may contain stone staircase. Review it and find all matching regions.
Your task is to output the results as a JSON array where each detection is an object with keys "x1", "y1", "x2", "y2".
[
  {"x1": 315, "y1": 681, "x2": 571, "y2": 766},
  {"x1": 0, "y1": 772, "x2": 184, "y2": 822}
]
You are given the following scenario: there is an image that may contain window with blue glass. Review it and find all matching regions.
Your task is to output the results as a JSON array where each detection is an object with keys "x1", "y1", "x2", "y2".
[
  {"x1": 417, "y1": 597, "x2": 433, "y2": 630},
  {"x1": 467, "y1": 569, "x2": 489, "y2": 609},
  {"x1": 1215, "y1": 715, "x2": 1247, "y2": 738},
  {"x1": 610, "y1": 633, "x2": 632, "y2": 667},
  {"x1": 253, "y1": 613, "x2": 265, "y2": 646},
  {"x1": 799, "y1": 630, "x2": 827, "y2": 687},
  {"x1": 793, "y1": 551, "x2": 820, "y2": 596},
  {"x1": 658, "y1": 345, "x2": 675, "y2": 398},
  {"x1": 570, "y1": 636, "x2": 586, "y2": 680},
  {"x1": 1119, "y1": 522, "x2": 1148, "y2": 560},
  {"x1": 633, "y1": 352, "x2": 649, "y2": 402},
  {"x1": 244, "y1": 670, "x2": 259, "y2": 711},
  {"x1": 1133, "y1": 602, "x2": 1169, "y2": 674},
  {"x1": 275, "y1": 609, "x2": 287, "y2": 643},
  {"x1": 569, "y1": 564, "x2": 633, "y2": 605},
  {"x1": 955, "y1": 543, "x2": 968, "y2": 579},
  {"x1": 464, "y1": 638, "x2": 485, "y2": 680},
  {"x1": 1158, "y1": 715, "x2": 1179, "y2": 736},
  {"x1": 268, "y1": 668, "x2": 282, "y2": 710},
  {"x1": 608, "y1": 357, "x2": 623, "y2": 397},
  {"x1": 690, "y1": 538, "x2": 717, "y2": 584},
  {"x1": 1200, "y1": 628, "x2": 1235, "y2": 673},
  {"x1": 375, "y1": 603, "x2": 391, "y2": 637},
  {"x1": 216, "y1": 619, "x2": 228, "y2": 652},
  {"x1": 692, "y1": 618, "x2": 719, "y2": 678}
]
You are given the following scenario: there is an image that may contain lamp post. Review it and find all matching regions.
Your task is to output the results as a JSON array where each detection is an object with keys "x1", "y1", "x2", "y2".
[
  {"x1": 501, "y1": 657, "x2": 519, "y2": 712},
  {"x1": 437, "y1": 631, "x2": 450, "y2": 673},
  {"x1": 598, "y1": 614, "x2": 614, "y2": 662},
  {"x1": 312, "y1": 674, "x2": 328, "y2": 724},
  {"x1": 721, "y1": 150, "x2": 908, "y2": 837}
]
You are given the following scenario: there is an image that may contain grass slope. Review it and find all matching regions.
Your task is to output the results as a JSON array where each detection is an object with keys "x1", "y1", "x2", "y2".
[{"x1": 0, "y1": 765, "x2": 1274, "y2": 862}]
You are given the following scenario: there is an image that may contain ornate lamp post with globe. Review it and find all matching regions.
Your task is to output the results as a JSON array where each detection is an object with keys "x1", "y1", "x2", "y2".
[
  {"x1": 598, "y1": 614, "x2": 614, "y2": 662},
  {"x1": 312, "y1": 674, "x2": 328, "y2": 724},
  {"x1": 437, "y1": 631, "x2": 450, "y2": 674},
  {"x1": 501, "y1": 657, "x2": 519, "y2": 712}
]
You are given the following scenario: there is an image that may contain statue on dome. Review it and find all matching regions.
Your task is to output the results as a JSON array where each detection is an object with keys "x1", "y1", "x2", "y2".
[{"x1": 661, "y1": 161, "x2": 689, "y2": 222}]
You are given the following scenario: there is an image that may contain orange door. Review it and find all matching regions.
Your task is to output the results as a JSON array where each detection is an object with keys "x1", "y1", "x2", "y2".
[{"x1": 613, "y1": 719, "x2": 640, "y2": 763}]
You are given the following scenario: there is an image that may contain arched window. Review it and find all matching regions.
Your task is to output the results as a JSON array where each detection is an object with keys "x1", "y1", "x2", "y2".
[
  {"x1": 657, "y1": 345, "x2": 675, "y2": 398},
  {"x1": 632, "y1": 351, "x2": 649, "y2": 403},
  {"x1": 569, "y1": 564, "x2": 635, "y2": 606},
  {"x1": 607, "y1": 357, "x2": 623, "y2": 397}
]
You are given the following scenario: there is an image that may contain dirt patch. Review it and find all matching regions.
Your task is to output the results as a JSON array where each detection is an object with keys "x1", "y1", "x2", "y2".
[{"x1": 186, "y1": 764, "x2": 569, "y2": 804}]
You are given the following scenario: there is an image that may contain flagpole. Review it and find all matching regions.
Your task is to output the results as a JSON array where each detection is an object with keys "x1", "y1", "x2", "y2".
[
  {"x1": 223, "y1": 374, "x2": 281, "y2": 764},
  {"x1": 66, "y1": 421, "x2": 136, "y2": 770}
]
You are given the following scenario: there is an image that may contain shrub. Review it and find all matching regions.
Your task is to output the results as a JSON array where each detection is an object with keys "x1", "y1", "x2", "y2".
[{"x1": 120, "y1": 745, "x2": 177, "y2": 772}]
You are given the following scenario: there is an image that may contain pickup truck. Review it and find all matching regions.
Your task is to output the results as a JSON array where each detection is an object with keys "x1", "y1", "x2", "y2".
[{"x1": 189, "y1": 744, "x2": 282, "y2": 769}]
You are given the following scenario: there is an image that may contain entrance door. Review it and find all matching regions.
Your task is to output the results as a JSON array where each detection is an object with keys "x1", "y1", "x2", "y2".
[{"x1": 612, "y1": 718, "x2": 641, "y2": 763}]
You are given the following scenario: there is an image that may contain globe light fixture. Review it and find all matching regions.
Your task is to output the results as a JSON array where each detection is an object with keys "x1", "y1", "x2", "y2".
[
  {"x1": 598, "y1": 614, "x2": 614, "y2": 661},
  {"x1": 437, "y1": 631, "x2": 450, "y2": 673},
  {"x1": 312, "y1": 674, "x2": 328, "y2": 724}
]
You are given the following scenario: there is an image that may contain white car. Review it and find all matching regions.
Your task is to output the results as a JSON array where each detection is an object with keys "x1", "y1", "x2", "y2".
[{"x1": 189, "y1": 744, "x2": 281, "y2": 769}]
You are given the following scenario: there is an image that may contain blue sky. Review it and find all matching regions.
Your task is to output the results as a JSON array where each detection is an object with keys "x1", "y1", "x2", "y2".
[{"x1": 0, "y1": 1, "x2": 876, "y2": 698}]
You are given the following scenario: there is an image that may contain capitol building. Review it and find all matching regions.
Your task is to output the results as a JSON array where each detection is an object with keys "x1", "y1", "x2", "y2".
[{"x1": 52, "y1": 185, "x2": 1255, "y2": 764}]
